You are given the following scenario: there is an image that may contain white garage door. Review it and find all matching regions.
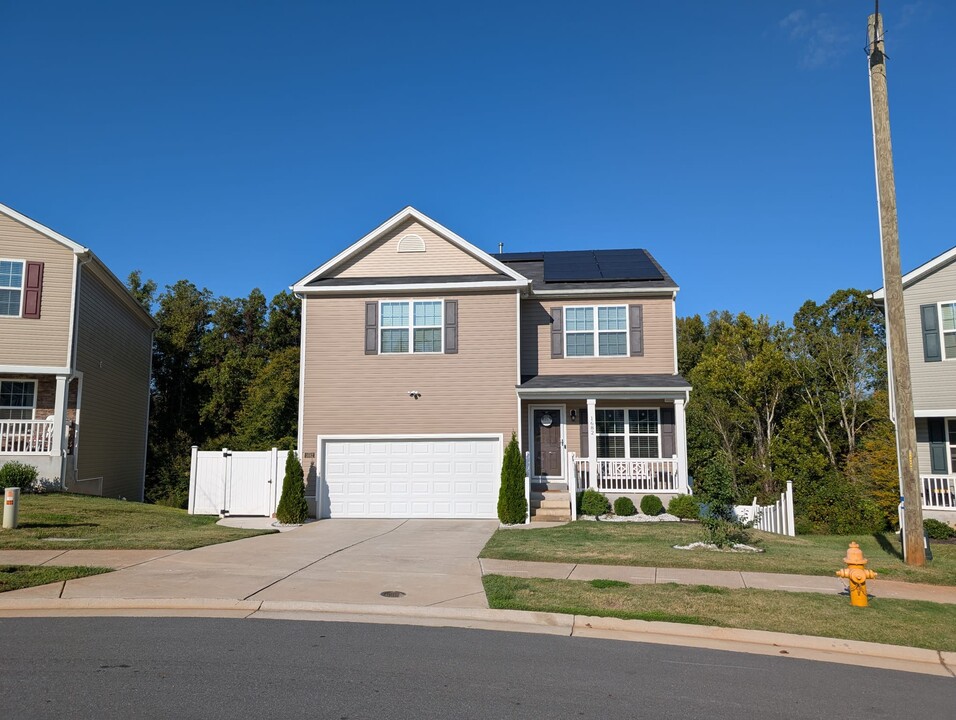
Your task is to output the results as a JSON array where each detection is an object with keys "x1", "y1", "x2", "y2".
[{"x1": 322, "y1": 436, "x2": 502, "y2": 518}]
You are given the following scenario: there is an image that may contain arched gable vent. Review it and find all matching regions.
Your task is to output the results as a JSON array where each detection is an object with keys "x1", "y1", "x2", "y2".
[{"x1": 397, "y1": 233, "x2": 426, "y2": 253}]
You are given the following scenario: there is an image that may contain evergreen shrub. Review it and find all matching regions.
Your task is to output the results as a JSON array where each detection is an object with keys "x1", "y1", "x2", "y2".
[
  {"x1": 613, "y1": 496, "x2": 636, "y2": 516},
  {"x1": 275, "y1": 451, "x2": 308, "y2": 524},
  {"x1": 497, "y1": 433, "x2": 527, "y2": 524},
  {"x1": 580, "y1": 489, "x2": 610, "y2": 517},
  {"x1": 667, "y1": 494, "x2": 700, "y2": 520},
  {"x1": 924, "y1": 518, "x2": 956, "y2": 540},
  {"x1": 640, "y1": 494, "x2": 664, "y2": 516},
  {"x1": 0, "y1": 461, "x2": 38, "y2": 491}
]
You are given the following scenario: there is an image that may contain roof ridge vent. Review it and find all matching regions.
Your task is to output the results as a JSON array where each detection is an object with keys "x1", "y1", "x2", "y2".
[{"x1": 397, "y1": 233, "x2": 426, "y2": 253}]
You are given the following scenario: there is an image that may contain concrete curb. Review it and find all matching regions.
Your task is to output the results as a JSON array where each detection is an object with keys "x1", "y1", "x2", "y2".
[{"x1": 0, "y1": 596, "x2": 953, "y2": 677}]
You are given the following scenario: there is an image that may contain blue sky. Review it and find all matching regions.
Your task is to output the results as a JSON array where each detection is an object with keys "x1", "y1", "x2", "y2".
[{"x1": 1, "y1": 1, "x2": 952, "y2": 323}]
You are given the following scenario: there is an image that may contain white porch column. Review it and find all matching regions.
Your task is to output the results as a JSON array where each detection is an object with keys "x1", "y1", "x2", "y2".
[
  {"x1": 587, "y1": 398, "x2": 597, "y2": 489},
  {"x1": 673, "y1": 397, "x2": 689, "y2": 493},
  {"x1": 51, "y1": 375, "x2": 70, "y2": 457}
]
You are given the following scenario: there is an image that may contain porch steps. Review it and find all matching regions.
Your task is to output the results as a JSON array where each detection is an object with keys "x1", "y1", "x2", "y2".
[{"x1": 530, "y1": 490, "x2": 572, "y2": 523}]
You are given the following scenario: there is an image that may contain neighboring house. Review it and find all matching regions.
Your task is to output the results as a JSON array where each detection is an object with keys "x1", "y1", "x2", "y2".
[
  {"x1": 0, "y1": 203, "x2": 156, "y2": 499},
  {"x1": 873, "y1": 245, "x2": 956, "y2": 523},
  {"x1": 293, "y1": 207, "x2": 690, "y2": 520}
]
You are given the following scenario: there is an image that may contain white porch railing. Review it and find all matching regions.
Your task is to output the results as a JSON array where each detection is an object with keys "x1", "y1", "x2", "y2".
[
  {"x1": 570, "y1": 453, "x2": 682, "y2": 493},
  {"x1": 734, "y1": 481, "x2": 795, "y2": 537},
  {"x1": 922, "y1": 475, "x2": 956, "y2": 510},
  {"x1": 0, "y1": 420, "x2": 56, "y2": 454}
]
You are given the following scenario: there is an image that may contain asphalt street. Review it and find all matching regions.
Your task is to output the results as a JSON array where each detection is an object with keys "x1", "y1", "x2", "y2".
[{"x1": 0, "y1": 618, "x2": 952, "y2": 719}]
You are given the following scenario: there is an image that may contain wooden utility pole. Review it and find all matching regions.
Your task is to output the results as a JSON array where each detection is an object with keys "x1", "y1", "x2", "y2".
[{"x1": 868, "y1": 9, "x2": 925, "y2": 565}]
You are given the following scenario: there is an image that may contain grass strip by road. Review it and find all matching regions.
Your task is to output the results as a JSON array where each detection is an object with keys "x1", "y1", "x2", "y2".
[
  {"x1": 1, "y1": 565, "x2": 112, "y2": 593},
  {"x1": 480, "y1": 522, "x2": 956, "y2": 586},
  {"x1": 0, "y1": 494, "x2": 275, "y2": 550},
  {"x1": 483, "y1": 574, "x2": 956, "y2": 651}
]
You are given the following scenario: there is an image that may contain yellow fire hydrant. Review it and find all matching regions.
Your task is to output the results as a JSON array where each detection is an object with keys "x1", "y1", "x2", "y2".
[{"x1": 835, "y1": 542, "x2": 877, "y2": 607}]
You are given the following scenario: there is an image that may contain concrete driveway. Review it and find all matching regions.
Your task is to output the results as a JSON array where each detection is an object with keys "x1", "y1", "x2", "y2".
[{"x1": 49, "y1": 519, "x2": 498, "y2": 609}]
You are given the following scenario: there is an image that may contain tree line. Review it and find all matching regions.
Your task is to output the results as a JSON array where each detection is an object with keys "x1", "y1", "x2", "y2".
[
  {"x1": 130, "y1": 274, "x2": 898, "y2": 531},
  {"x1": 127, "y1": 273, "x2": 300, "y2": 507}
]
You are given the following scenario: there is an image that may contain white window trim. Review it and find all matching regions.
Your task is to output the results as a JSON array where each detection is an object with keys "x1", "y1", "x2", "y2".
[
  {"x1": 938, "y1": 301, "x2": 956, "y2": 361},
  {"x1": 0, "y1": 258, "x2": 26, "y2": 318},
  {"x1": 379, "y1": 299, "x2": 445, "y2": 355},
  {"x1": 0, "y1": 378, "x2": 37, "y2": 420},
  {"x1": 947, "y1": 418, "x2": 955, "y2": 475},
  {"x1": 563, "y1": 304, "x2": 629, "y2": 358},
  {"x1": 595, "y1": 407, "x2": 662, "y2": 459}
]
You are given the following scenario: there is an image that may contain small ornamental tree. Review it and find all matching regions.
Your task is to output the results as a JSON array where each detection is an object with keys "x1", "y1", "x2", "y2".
[
  {"x1": 497, "y1": 432, "x2": 527, "y2": 524},
  {"x1": 275, "y1": 450, "x2": 308, "y2": 524}
]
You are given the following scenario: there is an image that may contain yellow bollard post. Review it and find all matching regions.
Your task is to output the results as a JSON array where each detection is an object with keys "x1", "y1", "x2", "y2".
[{"x1": 835, "y1": 542, "x2": 877, "y2": 607}]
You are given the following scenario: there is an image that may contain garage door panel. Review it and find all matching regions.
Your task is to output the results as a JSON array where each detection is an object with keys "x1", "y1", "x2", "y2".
[{"x1": 322, "y1": 437, "x2": 501, "y2": 518}]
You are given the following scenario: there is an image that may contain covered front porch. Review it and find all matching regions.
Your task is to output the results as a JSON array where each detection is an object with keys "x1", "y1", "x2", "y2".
[
  {"x1": 517, "y1": 374, "x2": 692, "y2": 512},
  {"x1": 0, "y1": 372, "x2": 78, "y2": 485}
]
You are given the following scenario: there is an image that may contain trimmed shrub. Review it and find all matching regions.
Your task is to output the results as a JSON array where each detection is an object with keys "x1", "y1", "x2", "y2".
[
  {"x1": 924, "y1": 518, "x2": 956, "y2": 540},
  {"x1": 0, "y1": 461, "x2": 38, "y2": 491},
  {"x1": 667, "y1": 494, "x2": 700, "y2": 521},
  {"x1": 701, "y1": 516, "x2": 752, "y2": 548},
  {"x1": 580, "y1": 489, "x2": 610, "y2": 517},
  {"x1": 613, "y1": 496, "x2": 636, "y2": 517},
  {"x1": 640, "y1": 494, "x2": 664, "y2": 516},
  {"x1": 275, "y1": 451, "x2": 308, "y2": 524},
  {"x1": 497, "y1": 432, "x2": 527, "y2": 524}
]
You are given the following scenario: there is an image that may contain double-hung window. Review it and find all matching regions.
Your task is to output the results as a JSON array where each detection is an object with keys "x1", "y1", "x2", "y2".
[
  {"x1": 380, "y1": 300, "x2": 443, "y2": 353},
  {"x1": 0, "y1": 380, "x2": 36, "y2": 420},
  {"x1": 941, "y1": 302, "x2": 956, "y2": 360},
  {"x1": 0, "y1": 260, "x2": 24, "y2": 317},
  {"x1": 595, "y1": 408, "x2": 660, "y2": 458},
  {"x1": 565, "y1": 305, "x2": 627, "y2": 357}
]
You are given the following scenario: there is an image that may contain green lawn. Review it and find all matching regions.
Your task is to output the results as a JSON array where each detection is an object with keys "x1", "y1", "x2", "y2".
[
  {"x1": 0, "y1": 494, "x2": 275, "y2": 550},
  {"x1": 483, "y1": 574, "x2": 956, "y2": 651},
  {"x1": 480, "y1": 521, "x2": 956, "y2": 586},
  {"x1": 1, "y1": 565, "x2": 112, "y2": 593}
]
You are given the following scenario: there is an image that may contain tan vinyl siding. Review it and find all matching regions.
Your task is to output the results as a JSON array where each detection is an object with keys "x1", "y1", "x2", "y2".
[
  {"x1": 74, "y1": 267, "x2": 153, "y2": 500},
  {"x1": 0, "y1": 212, "x2": 74, "y2": 367},
  {"x1": 300, "y1": 290, "x2": 519, "y2": 496},
  {"x1": 905, "y1": 259, "x2": 956, "y2": 411},
  {"x1": 521, "y1": 296, "x2": 676, "y2": 376},
  {"x1": 330, "y1": 220, "x2": 500, "y2": 279}
]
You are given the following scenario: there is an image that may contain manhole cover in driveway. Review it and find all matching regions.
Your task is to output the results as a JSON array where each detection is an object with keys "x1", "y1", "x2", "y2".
[{"x1": 380, "y1": 590, "x2": 406, "y2": 598}]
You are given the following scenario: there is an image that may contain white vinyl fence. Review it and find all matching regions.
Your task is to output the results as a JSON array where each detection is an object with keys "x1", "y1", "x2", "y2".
[
  {"x1": 188, "y1": 447, "x2": 289, "y2": 517},
  {"x1": 734, "y1": 481, "x2": 795, "y2": 537}
]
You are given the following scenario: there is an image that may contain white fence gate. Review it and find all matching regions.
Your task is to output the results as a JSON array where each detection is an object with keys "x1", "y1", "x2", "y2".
[
  {"x1": 734, "y1": 481, "x2": 796, "y2": 537},
  {"x1": 188, "y1": 446, "x2": 289, "y2": 516}
]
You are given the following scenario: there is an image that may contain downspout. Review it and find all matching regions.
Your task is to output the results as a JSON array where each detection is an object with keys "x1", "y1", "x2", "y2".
[{"x1": 62, "y1": 251, "x2": 93, "y2": 490}]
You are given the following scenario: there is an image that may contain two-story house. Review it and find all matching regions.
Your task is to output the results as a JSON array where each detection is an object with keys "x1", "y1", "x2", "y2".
[
  {"x1": 293, "y1": 207, "x2": 690, "y2": 520},
  {"x1": 0, "y1": 203, "x2": 156, "y2": 499},
  {"x1": 873, "y1": 245, "x2": 956, "y2": 524}
]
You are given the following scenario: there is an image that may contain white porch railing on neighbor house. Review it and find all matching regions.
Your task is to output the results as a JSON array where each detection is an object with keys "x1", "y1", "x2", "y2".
[
  {"x1": 570, "y1": 453, "x2": 682, "y2": 494},
  {"x1": 734, "y1": 481, "x2": 795, "y2": 537},
  {"x1": 0, "y1": 420, "x2": 55, "y2": 454},
  {"x1": 922, "y1": 475, "x2": 956, "y2": 510}
]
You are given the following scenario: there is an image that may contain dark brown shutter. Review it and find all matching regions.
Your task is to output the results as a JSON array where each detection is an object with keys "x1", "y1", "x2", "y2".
[
  {"x1": 444, "y1": 300, "x2": 458, "y2": 354},
  {"x1": 920, "y1": 304, "x2": 942, "y2": 362},
  {"x1": 579, "y1": 408, "x2": 588, "y2": 457},
  {"x1": 928, "y1": 418, "x2": 948, "y2": 473},
  {"x1": 629, "y1": 304, "x2": 643, "y2": 356},
  {"x1": 659, "y1": 407, "x2": 675, "y2": 458},
  {"x1": 550, "y1": 307, "x2": 563, "y2": 358},
  {"x1": 364, "y1": 301, "x2": 378, "y2": 354},
  {"x1": 22, "y1": 261, "x2": 44, "y2": 319}
]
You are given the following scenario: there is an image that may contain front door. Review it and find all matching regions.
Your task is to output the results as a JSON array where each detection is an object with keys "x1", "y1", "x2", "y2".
[{"x1": 533, "y1": 408, "x2": 563, "y2": 479}]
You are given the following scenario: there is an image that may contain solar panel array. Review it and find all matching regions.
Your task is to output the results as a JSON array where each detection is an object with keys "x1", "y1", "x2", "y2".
[{"x1": 542, "y1": 250, "x2": 664, "y2": 282}]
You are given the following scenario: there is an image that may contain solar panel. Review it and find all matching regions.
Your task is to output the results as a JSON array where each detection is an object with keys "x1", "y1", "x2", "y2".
[{"x1": 542, "y1": 250, "x2": 664, "y2": 282}]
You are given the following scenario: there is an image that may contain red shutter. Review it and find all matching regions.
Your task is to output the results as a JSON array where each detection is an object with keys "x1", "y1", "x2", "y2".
[{"x1": 22, "y1": 261, "x2": 44, "y2": 319}]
